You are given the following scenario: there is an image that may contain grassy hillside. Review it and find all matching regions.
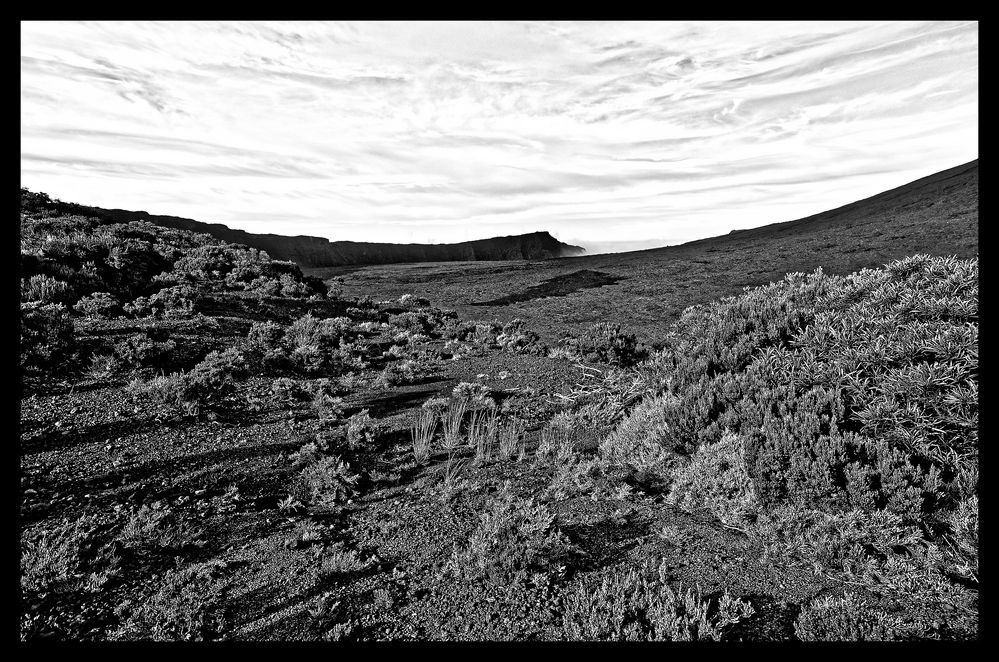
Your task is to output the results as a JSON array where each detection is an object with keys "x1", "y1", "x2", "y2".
[
  {"x1": 20, "y1": 185, "x2": 977, "y2": 641},
  {"x1": 319, "y1": 160, "x2": 977, "y2": 347}
]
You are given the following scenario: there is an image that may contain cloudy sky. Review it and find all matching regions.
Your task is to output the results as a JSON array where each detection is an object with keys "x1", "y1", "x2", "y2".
[{"x1": 21, "y1": 21, "x2": 978, "y2": 253}]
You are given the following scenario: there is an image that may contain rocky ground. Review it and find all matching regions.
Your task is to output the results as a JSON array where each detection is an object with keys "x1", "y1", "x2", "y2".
[{"x1": 20, "y1": 321, "x2": 838, "y2": 641}]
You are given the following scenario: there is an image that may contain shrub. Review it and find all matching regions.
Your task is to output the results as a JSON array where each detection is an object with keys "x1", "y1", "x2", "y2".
[
  {"x1": 133, "y1": 348, "x2": 247, "y2": 416},
  {"x1": 115, "y1": 562, "x2": 228, "y2": 641},
  {"x1": 244, "y1": 320, "x2": 288, "y2": 371},
  {"x1": 270, "y1": 377, "x2": 309, "y2": 404},
  {"x1": 133, "y1": 373, "x2": 187, "y2": 409},
  {"x1": 794, "y1": 592, "x2": 908, "y2": 641},
  {"x1": 562, "y1": 559, "x2": 754, "y2": 641},
  {"x1": 374, "y1": 359, "x2": 417, "y2": 388},
  {"x1": 496, "y1": 318, "x2": 541, "y2": 354},
  {"x1": 73, "y1": 291, "x2": 121, "y2": 318},
  {"x1": 290, "y1": 456, "x2": 359, "y2": 509},
  {"x1": 603, "y1": 256, "x2": 977, "y2": 532},
  {"x1": 114, "y1": 332, "x2": 177, "y2": 371},
  {"x1": 20, "y1": 302, "x2": 76, "y2": 371},
  {"x1": 312, "y1": 393, "x2": 345, "y2": 425},
  {"x1": 149, "y1": 284, "x2": 197, "y2": 317},
  {"x1": 21, "y1": 273, "x2": 74, "y2": 304},
  {"x1": 345, "y1": 409, "x2": 378, "y2": 450},
  {"x1": 442, "y1": 318, "x2": 476, "y2": 341},
  {"x1": 182, "y1": 347, "x2": 248, "y2": 407},
  {"x1": 564, "y1": 322, "x2": 644, "y2": 367},
  {"x1": 666, "y1": 431, "x2": 757, "y2": 526},
  {"x1": 283, "y1": 314, "x2": 355, "y2": 374},
  {"x1": 21, "y1": 516, "x2": 100, "y2": 594},
  {"x1": 86, "y1": 353, "x2": 122, "y2": 381},
  {"x1": 448, "y1": 483, "x2": 572, "y2": 584},
  {"x1": 117, "y1": 505, "x2": 201, "y2": 552}
]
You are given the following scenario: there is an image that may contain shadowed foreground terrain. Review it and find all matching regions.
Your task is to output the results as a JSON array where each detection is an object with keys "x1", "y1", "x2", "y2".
[
  {"x1": 315, "y1": 160, "x2": 977, "y2": 347},
  {"x1": 19, "y1": 164, "x2": 977, "y2": 642}
]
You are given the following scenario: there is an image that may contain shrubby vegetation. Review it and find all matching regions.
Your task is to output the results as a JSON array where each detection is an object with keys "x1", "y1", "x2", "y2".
[
  {"x1": 593, "y1": 255, "x2": 978, "y2": 636},
  {"x1": 20, "y1": 188, "x2": 327, "y2": 374},
  {"x1": 562, "y1": 558, "x2": 754, "y2": 641}
]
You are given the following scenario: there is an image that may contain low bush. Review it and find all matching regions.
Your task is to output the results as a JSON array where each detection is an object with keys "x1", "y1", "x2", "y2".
[
  {"x1": 113, "y1": 332, "x2": 177, "y2": 372},
  {"x1": 289, "y1": 456, "x2": 359, "y2": 509},
  {"x1": 115, "y1": 562, "x2": 228, "y2": 641},
  {"x1": 73, "y1": 291, "x2": 121, "y2": 318},
  {"x1": 20, "y1": 302, "x2": 77, "y2": 372},
  {"x1": 448, "y1": 483, "x2": 572, "y2": 584},
  {"x1": 562, "y1": 559, "x2": 754, "y2": 641},
  {"x1": 345, "y1": 409, "x2": 379, "y2": 450},
  {"x1": 794, "y1": 592, "x2": 908, "y2": 641},
  {"x1": 117, "y1": 505, "x2": 202, "y2": 553},
  {"x1": 563, "y1": 322, "x2": 644, "y2": 367},
  {"x1": 21, "y1": 273, "x2": 74, "y2": 304},
  {"x1": 666, "y1": 431, "x2": 757, "y2": 527},
  {"x1": 305, "y1": 391, "x2": 341, "y2": 426},
  {"x1": 21, "y1": 516, "x2": 101, "y2": 594}
]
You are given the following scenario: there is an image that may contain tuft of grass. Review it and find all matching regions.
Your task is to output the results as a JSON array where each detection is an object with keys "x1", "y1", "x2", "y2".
[
  {"x1": 86, "y1": 353, "x2": 122, "y2": 381},
  {"x1": 536, "y1": 415, "x2": 575, "y2": 465},
  {"x1": 440, "y1": 398, "x2": 467, "y2": 450},
  {"x1": 438, "y1": 452, "x2": 470, "y2": 504},
  {"x1": 468, "y1": 407, "x2": 498, "y2": 466},
  {"x1": 410, "y1": 407, "x2": 436, "y2": 465},
  {"x1": 498, "y1": 417, "x2": 526, "y2": 461}
]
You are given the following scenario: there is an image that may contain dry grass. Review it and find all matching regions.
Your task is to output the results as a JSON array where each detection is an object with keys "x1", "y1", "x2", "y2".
[
  {"x1": 411, "y1": 407, "x2": 437, "y2": 464},
  {"x1": 440, "y1": 398, "x2": 467, "y2": 450},
  {"x1": 469, "y1": 407, "x2": 498, "y2": 466},
  {"x1": 498, "y1": 417, "x2": 526, "y2": 461}
]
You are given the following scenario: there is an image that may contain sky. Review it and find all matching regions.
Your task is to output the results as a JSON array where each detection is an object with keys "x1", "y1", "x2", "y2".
[{"x1": 21, "y1": 21, "x2": 978, "y2": 254}]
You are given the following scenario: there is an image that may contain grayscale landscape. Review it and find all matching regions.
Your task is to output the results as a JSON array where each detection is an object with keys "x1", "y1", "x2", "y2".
[{"x1": 21, "y1": 21, "x2": 978, "y2": 642}]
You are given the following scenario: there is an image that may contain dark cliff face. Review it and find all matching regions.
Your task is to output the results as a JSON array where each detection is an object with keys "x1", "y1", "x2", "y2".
[{"x1": 95, "y1": 209, "x2": 584, "y2": 267}]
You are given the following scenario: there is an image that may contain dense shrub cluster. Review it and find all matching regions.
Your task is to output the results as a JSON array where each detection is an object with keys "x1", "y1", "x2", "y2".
[
  {"x1": 561, "y1": 322, "x2": 645, "y2": 367},
  {"x1": 20, "y1": 189, "x2": 330, "y2": 373},
  {"x1": 448, "y1": 483, "x2": 572, "y2": 584},
  {"x1": 20, "y1": 302, "x2": 77, "y2": 372},
  {"x1": 244, "y1": 314, "x2": 362, "y2": 376},
  {"x1": 598, "y1": 255, "x2": 978, "y2": 629},
  {"x1": 134, "y1": 347, "x2": 248, "y2": 417}
]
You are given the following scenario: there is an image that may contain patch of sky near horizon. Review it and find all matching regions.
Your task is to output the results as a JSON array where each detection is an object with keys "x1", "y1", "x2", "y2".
[{"x1": 21, "y1": 20, "x2": 977, "y2": 249}]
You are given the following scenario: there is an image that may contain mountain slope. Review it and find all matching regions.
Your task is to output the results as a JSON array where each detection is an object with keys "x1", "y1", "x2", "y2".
[
  {"x1": 326, "y1": 160, "x2": 978, "y2": 345},
  {"x1": 91, "y1": 208, "x2": 585, "y2": 266}
]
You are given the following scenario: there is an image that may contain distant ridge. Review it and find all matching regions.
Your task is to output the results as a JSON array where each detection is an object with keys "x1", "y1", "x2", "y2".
[{"x1": 92, "y1": 208, "x2": 585, "y2": 267}]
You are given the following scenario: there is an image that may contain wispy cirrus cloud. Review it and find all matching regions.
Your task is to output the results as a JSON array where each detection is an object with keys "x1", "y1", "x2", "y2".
[{"x1": 21, "y1": 21, "x2": 977, "y2": 249}]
